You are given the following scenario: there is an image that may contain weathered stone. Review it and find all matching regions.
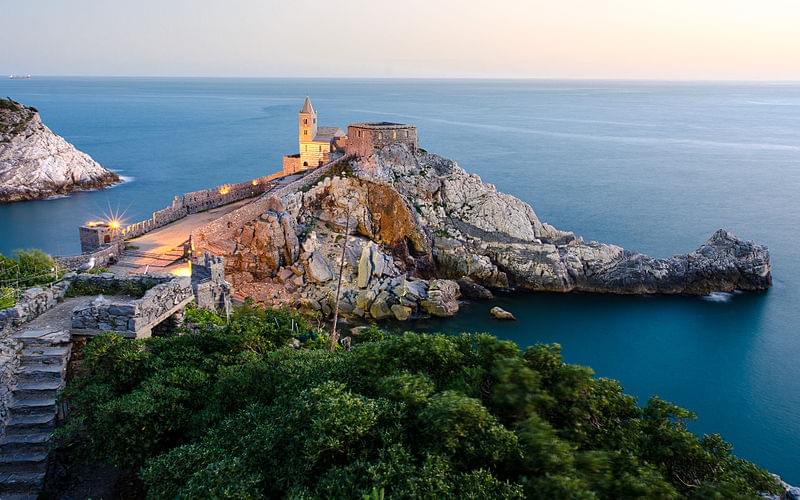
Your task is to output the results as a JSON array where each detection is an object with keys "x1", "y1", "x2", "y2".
[
  {"x1": 391, "y1": 304, "x2": 413, "y2": 321},
  {"x1": 490, "y1": 306, "x2": 516, "y2": 320},
  {"x1": 420, "y1": 279, "x2": 460, "y2": 317},
  {"x1": 457, "y1": 277, "x2": 494, "y2": 300},
  {"x1": 0, "y1": 98, "x2": 120, "y2": 203},
  {"x1": 307, "y1": 252, "x2": 334, "y2": 283},
  {"x1": 369, "y1": 291, "x2": 394, "y2": 320}
]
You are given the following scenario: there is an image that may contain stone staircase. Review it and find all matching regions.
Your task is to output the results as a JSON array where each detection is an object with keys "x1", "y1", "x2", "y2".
[{"x1": 0, "y1": 329, "x2": 71, "y2": 499}]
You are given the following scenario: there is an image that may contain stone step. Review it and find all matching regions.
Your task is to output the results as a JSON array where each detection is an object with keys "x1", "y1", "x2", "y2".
[
  {"x1": 0, "y1": 471, "x2": 47, "y2": 495},
  {"x1": 20, "y1": 346, "x2": 70, "y2": 364},
  {"x1": 7, "y1": 398, "x2": 56, "y2": 417},
  {"x1": 0, "y1": 433, "x2": 50, "y2": 455},
  {"x1": 5, "y1": 414, "x2": 56, "y2": 435},
  {"x1": 0, "y1": 452, "x2": 48, "y2": 474},
  {"x1": 16, "y1": 364, "x2": 64, "y2": 383},
  {"x1": 12, "y1": 380, "x2": 62, "y2": 401},
  {"x1": 13, "y1": 329, "x2": 70, "y2": 347}
]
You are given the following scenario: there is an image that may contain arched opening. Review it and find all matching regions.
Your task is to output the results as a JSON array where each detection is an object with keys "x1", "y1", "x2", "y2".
[
  {"x1": 103, "y1": 235, "x2": 111, "y2": 244},
  {"x1": 303, "y1": 161, "x2": 309, "y2": 167}
]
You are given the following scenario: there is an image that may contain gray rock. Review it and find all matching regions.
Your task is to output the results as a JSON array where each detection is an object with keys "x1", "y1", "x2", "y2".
[
  {"x1": 391, "y1": 304, "x2": 413, "y2": 321},
  {"x1": 307, "y1": 252, "x2": 333, "y2": 283},
  {"x1": 420, "y1": 279, "x2": 460, "y2": 317},
  {"x1": 490, "y1": 306, "x2": 516, "y2": 320},
  {"x1": 457, "y1": 277, "x2": 494, "y2": 300}
]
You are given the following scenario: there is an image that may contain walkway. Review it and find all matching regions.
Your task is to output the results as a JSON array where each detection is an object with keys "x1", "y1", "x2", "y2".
[
  {"x1": 0, "y1": 298, "x2": 89, "y2": 499},
  {"x1": 108, "y1": 172, "x2": 307, "y2": 276},
  {"x1": 110, "y1": 197, "x2": 256, "y2": 275}
]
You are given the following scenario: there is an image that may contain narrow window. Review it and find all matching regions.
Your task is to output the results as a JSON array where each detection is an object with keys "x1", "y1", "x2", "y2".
[
  {"x1": 304, "y1": 130, "x2": 307, "y2": 135},
  {"x1": 378, "y1": 132, "x2": 383, "y2": 140},
  {"x1": 303, "y1": 118, "x2": 307, "y2": 125},
  {"x1": 393, "y1": 131, "x2": 397, "y2": 140}
]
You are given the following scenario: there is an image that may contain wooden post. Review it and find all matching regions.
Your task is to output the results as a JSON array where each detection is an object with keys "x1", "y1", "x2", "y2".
[{"x1": 329, "y1": 199, "x2": 351, "y2": 352}]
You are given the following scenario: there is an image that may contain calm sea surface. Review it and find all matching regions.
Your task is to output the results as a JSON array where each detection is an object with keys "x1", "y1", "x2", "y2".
[{"x1": 1, "y1": 78, "x2": 798, "y2": 481}]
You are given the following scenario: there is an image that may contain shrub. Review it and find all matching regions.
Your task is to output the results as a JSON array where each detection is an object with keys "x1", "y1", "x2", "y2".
[{"x1": 56, "y1": 309, "x2": 781, "y2": 499}]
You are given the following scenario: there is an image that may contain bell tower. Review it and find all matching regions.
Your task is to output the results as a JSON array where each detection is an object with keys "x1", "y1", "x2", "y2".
[{"x1": 299, "y1": 96, "x2": 317, "y2": 145}]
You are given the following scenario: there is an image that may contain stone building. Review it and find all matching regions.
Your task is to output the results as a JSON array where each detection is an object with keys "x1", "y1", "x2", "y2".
[
  {"x1": 79, "y1": 220, "x2": 121, "y2": 252},
  {"x1": 345, "y1": 122, "x2": 418, "y2": 158},
  {"x1": 283, "y1": 97, "x2": 346, "y2": 175}
]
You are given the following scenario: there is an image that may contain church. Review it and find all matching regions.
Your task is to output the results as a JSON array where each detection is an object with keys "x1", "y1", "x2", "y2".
[{"x1": 282, "y1": 97, "x2": 346, "y2": 175}]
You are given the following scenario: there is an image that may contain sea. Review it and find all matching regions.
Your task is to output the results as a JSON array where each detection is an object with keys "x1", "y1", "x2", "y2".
[{"x1": 1, "y1": 77, "x2": 798, "y2": 482}]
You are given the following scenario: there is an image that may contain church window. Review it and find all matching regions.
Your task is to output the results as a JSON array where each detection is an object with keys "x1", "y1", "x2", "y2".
[
  {"x1": 319, "y1": 145, "x2": 322, "y2": 152},
  {"x1": 303, "y1": 118, "x2": 307, "y2": 125},
  {"x1": 303, "y1": 161, "x2": 308, "y2": 167},
  {"x1": 304, "y1": 130, "x2": 307, "y2": 135}
]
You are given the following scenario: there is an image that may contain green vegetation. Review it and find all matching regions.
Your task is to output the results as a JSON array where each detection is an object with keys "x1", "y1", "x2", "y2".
[
  {"x1": 0, "y1": 97, "x2": 36, "y2": 138},
  {"x1": 0, "y1": 287, "x2": 15, "y2": 309},
  {"x1": 65, "y1": 278, "x2": 154, "y2": 299},
  {"x1": 0, "y1": 249, "x2": 61, "y2": 291},
  {"x1": 56, "y1": 306, "x2": 779, "y2": 499}
]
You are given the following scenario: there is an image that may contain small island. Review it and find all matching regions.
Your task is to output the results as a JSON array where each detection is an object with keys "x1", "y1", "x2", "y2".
[{"x1": 0, "y1": 98, "x2": 120, "y2": 203}]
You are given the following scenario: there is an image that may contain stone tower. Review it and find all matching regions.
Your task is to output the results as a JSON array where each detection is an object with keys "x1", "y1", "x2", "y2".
[{"x1": 298, "y1": 96, "x2": 317, "y2": 147}]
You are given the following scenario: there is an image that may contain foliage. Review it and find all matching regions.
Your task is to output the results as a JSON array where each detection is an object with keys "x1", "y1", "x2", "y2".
[
  {"x1": 184, "y1": 303, "x2": 226, "y2": 326},
  {"x1": 0, "y1": 249, "x2": 61, "y2": 290},
  {"x1": 65, "y1": 278, "x2": 153, "y2": 299},
  {"x1": 0, "y1": 286, "x2": 15, "y2": 309},
  {"x1": 58, "y1": 312, "x2": 780, "y2": 499}
]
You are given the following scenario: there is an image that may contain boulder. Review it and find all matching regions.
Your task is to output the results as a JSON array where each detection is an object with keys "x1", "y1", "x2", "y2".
[
  {"x1": 391, "y1": 304, "x2": 413, "y2": 321},
  {"x1": 307, "y1": 252, "x2": 333, "y2": 283},
  {"x1": 490, "y1": 306, "x2": 516, "y2": 320},
  {"x1": 420, "y1": 279, "x2": 460, "y2": 317},
  {"x1": 456, "y1": 277, "x2": 494, "y2": 300}
]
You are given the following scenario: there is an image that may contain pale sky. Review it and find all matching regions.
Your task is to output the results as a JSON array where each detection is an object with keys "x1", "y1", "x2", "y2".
[{"x1": 3, "y1": 0, "x2": 800, "y2": 79}]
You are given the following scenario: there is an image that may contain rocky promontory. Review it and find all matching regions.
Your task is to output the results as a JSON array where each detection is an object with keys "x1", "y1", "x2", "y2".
[
  {"x1": 0, "y1": 98, "x2": 120, "y2": 202},
  {"x1": 195, "y1": 144, "x2": 771, "y2": 322}
]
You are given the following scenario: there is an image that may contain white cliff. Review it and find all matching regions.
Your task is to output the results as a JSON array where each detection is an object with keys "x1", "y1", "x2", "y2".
[{"x1": 0, "y1": 98, "x2": 120, "y2": 203}]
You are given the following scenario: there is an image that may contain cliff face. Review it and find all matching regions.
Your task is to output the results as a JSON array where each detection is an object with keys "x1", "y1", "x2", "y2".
[
  {"x1": 0, "y1": 98, "x2": 120, "y2": 203},
  {"x1": 202, "y1": 144, "x2": 771, "y2": 321}
]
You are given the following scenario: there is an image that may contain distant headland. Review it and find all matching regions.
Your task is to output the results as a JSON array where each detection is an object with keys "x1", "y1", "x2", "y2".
[{"x1": 0, "y1": 98, "x2": 120, "y2": 203}]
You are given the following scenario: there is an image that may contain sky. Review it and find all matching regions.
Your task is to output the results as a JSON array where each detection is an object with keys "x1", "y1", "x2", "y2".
[{"x1": 2, "y1": 0, "x2": 800, "y2": 80}]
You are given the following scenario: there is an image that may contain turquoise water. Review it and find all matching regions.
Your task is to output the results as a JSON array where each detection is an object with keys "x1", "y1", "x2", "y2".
[{"x1": 1, "y1": 78, "x2": 798, "y2": 481}]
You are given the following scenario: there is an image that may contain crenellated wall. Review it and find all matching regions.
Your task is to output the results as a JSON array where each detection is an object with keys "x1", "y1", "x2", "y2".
[{"x1": 345, "y1": 123, "x2": 417, "y2": 158}]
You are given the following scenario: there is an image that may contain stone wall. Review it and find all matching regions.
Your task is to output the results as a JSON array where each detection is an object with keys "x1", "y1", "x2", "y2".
[
  {"x1": 0, "y1": 279, "x2": 73, "y2": 335},
  {"x1": 56, "y1": 241, "x2": 125, "y2": 270},
  {"x1": 192, "y1": 252, "x2": 232, "y2": 316},
  {"x1": 70, "y1": 274, "x2": 193, "y2": 338},
  {"x1": 120, "y1": 173, "x2": 284, "y2": 241},
  {"x1": 345, "y1": 123, "x2": 417, "y2": 158},
  {"x1": 190, "y1": 155, "x2": 353, "y2": 258}
]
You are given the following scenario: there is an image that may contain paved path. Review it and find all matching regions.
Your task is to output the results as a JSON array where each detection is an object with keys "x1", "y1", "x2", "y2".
[
  {"x1": 108, "y1": 172, "x2": 307, "y2": 276},
  {"x1": 110, "y1": 197, "x2": 257, "y2": 275},
  {"x1": 0, "y1": 298, "x2": 87, "y2": 498}
]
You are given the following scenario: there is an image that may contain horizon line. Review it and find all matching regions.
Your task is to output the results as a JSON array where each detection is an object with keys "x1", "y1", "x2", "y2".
[{"x1": 3, "y1": 74, "x2": 800, "y2": 84}]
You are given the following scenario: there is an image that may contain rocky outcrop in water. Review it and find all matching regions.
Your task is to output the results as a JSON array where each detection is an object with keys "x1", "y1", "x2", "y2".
[
  {"x1": 0, "y1": 98, "x2": 120, "y2": 203},
  {"x1": 204, "y1": 143, "x2": 770, "y2": 321}
]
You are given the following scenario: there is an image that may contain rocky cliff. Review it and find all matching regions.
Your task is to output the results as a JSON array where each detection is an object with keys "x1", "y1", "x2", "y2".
[
  {"x1": 0, "y1": 98, "x2": 120, "y2": 202},
  {"x1": 199, "y1": 144, "x2": 771, "y2": 322}
]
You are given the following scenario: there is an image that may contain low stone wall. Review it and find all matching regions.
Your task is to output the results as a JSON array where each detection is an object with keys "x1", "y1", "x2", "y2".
[
  {"x1": 56, "y1": 241, "x2": 125, "y2": 270},
  {"x1": 0, "y1": 278, "x2": 73, "y2": 335},
  {"x1": 71, "y1": 274, "x2": 193, "y2": 338},
  {"x1": 190, "y1": 155, "x2": 353, "y2": 256},
  {"x1": 121, "y1": 173, "x2": 284, "y2": 241}
]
